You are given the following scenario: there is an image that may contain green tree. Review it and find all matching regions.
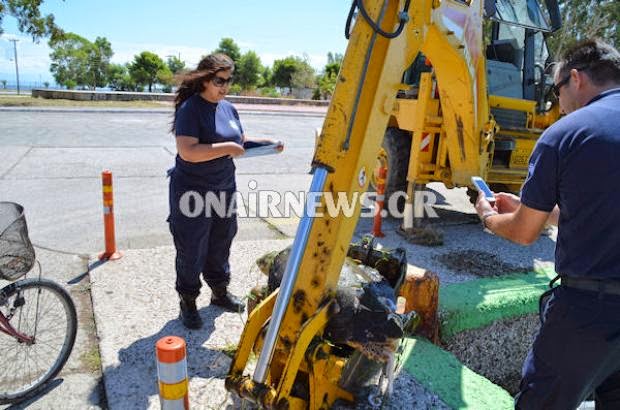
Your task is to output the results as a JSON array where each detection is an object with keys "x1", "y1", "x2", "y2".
[
  {"x1": 316, "y1": 52, "x2": 343, "y2": 99},
  {"x1": 213, "y1": 37, "x2": 241, "y2": 64},
  {"x1": 260, "y1": 66, "x2": 273, "y2": 87},
  {"x1": 157, "y1": 66, "x2": 174, "y2": 92},
  {"x1": 166, "y1": 55, "x2": 185, "y2": 74},
  {"x1": 1, "y1": 79, "x2": 6, "y2": 89},
  {"x1": 48, "y1": 32, "x2": 92, "y2": 89},
  {"x1": 129, "y1": 51, "x2": 167, "y2": 92},
  {"x1": 327, "y1": 52, "x2": 343, "y2": 66},
  {"x1": 236, "y1": 51, "x2": 263, "y2": 90},
  {"x1": 272, "y1": 56, "x2": 303, "y2": 91},
  {"x1": 107, "y1": 63, "x2": 139, "y2": 91},
  {"x1": 548, "y1": 0, "x2": 619, "y2": 58},
  {"x1": 85, "y1": 36, "x2": 113, "y2": 90},
  {"x1": 290, "y1": 59, "x2": 316, "y2": 90},
  {"x1": 325, "y1": 52, "x2": 343, "y2": 77},
  {"x1": 318, "y1": 72, "x2": 338, "y2": 100},
  {"x1": 0, "y1": 0, "x2": 64, "y2": 42}
]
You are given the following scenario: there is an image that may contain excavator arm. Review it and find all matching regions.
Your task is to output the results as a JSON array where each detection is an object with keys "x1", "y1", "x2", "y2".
[{"x1": 226, "y1": 0, "x2": 488, "y2": 408}]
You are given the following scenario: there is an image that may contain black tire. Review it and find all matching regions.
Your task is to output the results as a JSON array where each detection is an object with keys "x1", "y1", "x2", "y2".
[
  {"x1": 382, "y1": 127, "x2": 412, "y2": 214},
  {"x1": 0, "y1": 278, "x2": 77, "y2": 404}
]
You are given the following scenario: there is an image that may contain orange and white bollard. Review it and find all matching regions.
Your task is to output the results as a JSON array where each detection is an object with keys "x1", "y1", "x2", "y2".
[
  {"x1": 156, "y1": 336, "x2": 189, "y2": 410},
  {"x1": 372, "y1": 165, "x2": 387, "y2": 238},
  {"x1": 98, "y1": 170, "x2": 122, "y2": 260}
]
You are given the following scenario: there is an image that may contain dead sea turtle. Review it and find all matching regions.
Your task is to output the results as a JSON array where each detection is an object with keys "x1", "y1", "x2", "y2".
[{"x1": 253, "y1": 244, "x2": 418, "y2": 362}]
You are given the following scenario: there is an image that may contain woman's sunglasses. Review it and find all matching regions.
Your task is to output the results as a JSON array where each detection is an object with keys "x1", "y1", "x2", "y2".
[{"x1": 212, "y1": 75, "x2": 234, "y2": 87}]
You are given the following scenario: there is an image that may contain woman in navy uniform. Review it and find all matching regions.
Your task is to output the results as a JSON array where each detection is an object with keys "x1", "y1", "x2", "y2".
[{"x1": 169, "y1": 53, "x2": 282, "y2": 329}]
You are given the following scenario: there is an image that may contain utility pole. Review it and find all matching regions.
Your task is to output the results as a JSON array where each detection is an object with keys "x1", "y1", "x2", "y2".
[{"x1": 9, "y1": 39, "x2": 20, "y2": 95}]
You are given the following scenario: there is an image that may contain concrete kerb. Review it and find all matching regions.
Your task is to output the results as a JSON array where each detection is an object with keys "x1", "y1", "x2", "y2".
[
  {"x1": 400, "y1": 337, "x2": 515, "y2": 409},
  {"x1": 0, "y1": 106, "x2": 327, "y2": 118},
  {"x1": 439, "y1": 267, "x2": 555, "y2": 340},
  {"x1": 30, "y1": 89, "x2": 331, "y2": 108},
  {"x1": 396, "y1": 267, "x2": 555, "y2": 408}
]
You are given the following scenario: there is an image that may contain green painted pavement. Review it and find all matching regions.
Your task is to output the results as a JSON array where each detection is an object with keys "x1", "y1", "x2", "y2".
[
  {"x1": 401, "y1": 337, "x2": 514, "y2": 409},
  {"x1": 439, "y1": 268, "x2": 556, "y2": 340}
]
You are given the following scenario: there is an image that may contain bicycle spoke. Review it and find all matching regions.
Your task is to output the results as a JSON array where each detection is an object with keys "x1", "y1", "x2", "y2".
[{"x1": 0, "y1": 278, "x2": 77, "y2": 403}]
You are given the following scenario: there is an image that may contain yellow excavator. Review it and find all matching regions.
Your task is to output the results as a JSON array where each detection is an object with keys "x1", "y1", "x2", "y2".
[
  {"x1": 382, "y1": 0, "x2": 562, "y2": 242},
  {"x1": 226, "y1": 0, "x2": 562, "y2": 408}
]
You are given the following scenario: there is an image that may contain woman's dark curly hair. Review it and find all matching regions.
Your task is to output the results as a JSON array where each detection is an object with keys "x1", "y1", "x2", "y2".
[{"x1": 170, "y1": 53, "x2": 234, "y2": 133}]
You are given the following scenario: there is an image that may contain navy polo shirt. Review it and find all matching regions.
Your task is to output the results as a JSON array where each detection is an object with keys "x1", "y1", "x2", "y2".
[
  {"x1": 521, "y1": 88, "x2": 620, "y2": 279},
  {"x1": 174, "y1": 94, "x2": 243, "y2": 190}
]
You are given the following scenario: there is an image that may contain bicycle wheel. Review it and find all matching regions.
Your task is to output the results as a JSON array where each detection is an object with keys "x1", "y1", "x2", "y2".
[{"x1": 0, "y1": 278, "x2": 77, "y2": 404}]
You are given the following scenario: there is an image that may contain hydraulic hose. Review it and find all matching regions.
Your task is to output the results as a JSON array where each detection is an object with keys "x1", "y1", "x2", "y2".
[{"x1": 346, "y1": 0, "x2": 411, "y2": 40}]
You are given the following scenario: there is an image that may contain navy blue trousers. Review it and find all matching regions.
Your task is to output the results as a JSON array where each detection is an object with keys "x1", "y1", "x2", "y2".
[
  {"x1": 168, "y1": 177, "x2": 237, "y2": 297},
  {"x1": 515, "y1": 285, "x2": 620, "y2": 409}
]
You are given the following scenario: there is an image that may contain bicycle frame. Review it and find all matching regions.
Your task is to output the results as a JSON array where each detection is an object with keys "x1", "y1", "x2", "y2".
[{"x1": 0, "y1": 288, "x2": 35, "y2": 344}]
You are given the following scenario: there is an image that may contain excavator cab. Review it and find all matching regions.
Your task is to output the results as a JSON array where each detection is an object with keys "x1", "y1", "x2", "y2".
[
  {"x1": 485, "y1": 0, "x2": 559, "y2": 105},
  {"x1": 483, "y1": 0, "x2": 561, "y2": 187}
]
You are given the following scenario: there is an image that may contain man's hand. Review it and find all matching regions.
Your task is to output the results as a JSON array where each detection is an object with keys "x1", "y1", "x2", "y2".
[
  {"x1": 475, "y1": 191, "x2": 498, "y2": 222},
  {"x1": 475, "y1": 190, "x2": 551, "y2": 245},
  {"x1": 495, "y1": 192, "x2": 521, "y2": 214}
]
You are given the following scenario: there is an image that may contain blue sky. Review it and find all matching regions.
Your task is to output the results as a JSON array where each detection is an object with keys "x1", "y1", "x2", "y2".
[{"x1": 0, "y1": 0, "x2": 351, "y2": 85}]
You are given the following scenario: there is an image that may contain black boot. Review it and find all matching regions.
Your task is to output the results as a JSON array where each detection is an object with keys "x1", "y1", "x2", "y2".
[
  {"x1": 179, "y1": 294, "x2": 203, "y2": 329},
  {"x1": 211, "y1": 285, "x2": 245, "y2": 313}
]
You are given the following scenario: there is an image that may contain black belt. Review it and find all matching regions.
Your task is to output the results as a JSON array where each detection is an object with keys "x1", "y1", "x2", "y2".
[{"x1": 562, "y1": 276, "x2": 620, "y2": 296}]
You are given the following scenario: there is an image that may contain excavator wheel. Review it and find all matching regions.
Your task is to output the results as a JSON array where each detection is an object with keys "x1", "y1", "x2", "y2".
[{"x1": 381, "y1": 127, "x2": 412, "y2": 214}]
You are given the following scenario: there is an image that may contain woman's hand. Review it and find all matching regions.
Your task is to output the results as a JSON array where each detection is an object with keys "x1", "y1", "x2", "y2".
[
  {"x1": 272, "y1": 139, "x2": 284, "y2": 153},
  {"x1": 224, "y1": 142, "x2": 245, "y2": 158}
]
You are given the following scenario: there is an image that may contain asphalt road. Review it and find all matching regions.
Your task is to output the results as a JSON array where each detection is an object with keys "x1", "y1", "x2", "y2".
[{"x1": 0, "y1": 109, "x2": 323, "y2": 254}]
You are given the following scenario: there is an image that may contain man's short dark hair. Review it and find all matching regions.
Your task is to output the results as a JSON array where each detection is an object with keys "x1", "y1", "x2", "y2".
[{"x1": 557, "y1": 39, "x2": 620, "y2": 86}]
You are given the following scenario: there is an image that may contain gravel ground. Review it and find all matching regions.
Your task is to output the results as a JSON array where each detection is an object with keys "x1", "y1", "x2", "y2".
[
  {"x1": 333, "y1": 369, "x2": 450, "y2": 410},
  {"x1": 443, "y1": 314, "x2": 539, "y2": 394}
]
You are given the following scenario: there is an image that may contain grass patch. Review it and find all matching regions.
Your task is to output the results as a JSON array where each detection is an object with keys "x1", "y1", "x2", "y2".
[
  {"x1": 80, "y1": 347, "x2": 102, "y2": 373},
  {"x1": 217, "y1": 342, "x2": 239, "y2": 358},
  {"x1": 0, "y1": 95, "x2": 172, "y2": 109}
]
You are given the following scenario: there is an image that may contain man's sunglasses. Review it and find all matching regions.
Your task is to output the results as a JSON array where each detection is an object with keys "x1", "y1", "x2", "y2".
[
  {"x1": 552, "y1": 75, "x2": 570, "y2": 98},
  {"x1": 551, "y1": 65, "x2": 589, "y2": 98},
  {"x1": 212, "y1": 75, "x2": 234, "y2": 87}
]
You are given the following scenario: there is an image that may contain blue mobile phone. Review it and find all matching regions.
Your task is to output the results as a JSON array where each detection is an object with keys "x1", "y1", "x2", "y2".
[{"x1": 471, "y1": 176, "x2": 495, "y2": 204}]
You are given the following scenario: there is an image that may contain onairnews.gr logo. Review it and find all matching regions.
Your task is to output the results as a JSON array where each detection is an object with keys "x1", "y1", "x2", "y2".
[{"x1": 178, "y1": 180, "x2": 439, "y2": 219}]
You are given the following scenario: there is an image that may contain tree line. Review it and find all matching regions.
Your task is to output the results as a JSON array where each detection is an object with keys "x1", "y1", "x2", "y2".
[{"x1": 45, "y1": 34, "x2": 343, "y2": 98}]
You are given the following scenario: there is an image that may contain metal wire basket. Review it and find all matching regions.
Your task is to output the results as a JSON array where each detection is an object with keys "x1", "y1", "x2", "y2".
[{"x1": 0, "y1": 202, "x2": 36, "y2": 281}]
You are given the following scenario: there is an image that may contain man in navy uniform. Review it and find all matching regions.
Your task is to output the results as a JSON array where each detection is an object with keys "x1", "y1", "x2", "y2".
[{"x1": 475, "y1": 39, "x2": 620, "y2": 408}]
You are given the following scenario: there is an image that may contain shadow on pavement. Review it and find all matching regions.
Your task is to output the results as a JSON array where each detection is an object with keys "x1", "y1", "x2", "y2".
[
  {"x1": 3, "y1": 379, "x2": 63, "y2": 410},
  {"x1": 67, "y1": 259, "x2": 106, "y2": 285},
  {"x1": 96, "y1": 306, "x2": 248, "y2": 409}
]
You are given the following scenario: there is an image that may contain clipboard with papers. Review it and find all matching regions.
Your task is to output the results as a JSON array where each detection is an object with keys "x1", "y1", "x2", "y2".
[{"x1": 240, "y1": 140, "x2": 284, "y2": 158}]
